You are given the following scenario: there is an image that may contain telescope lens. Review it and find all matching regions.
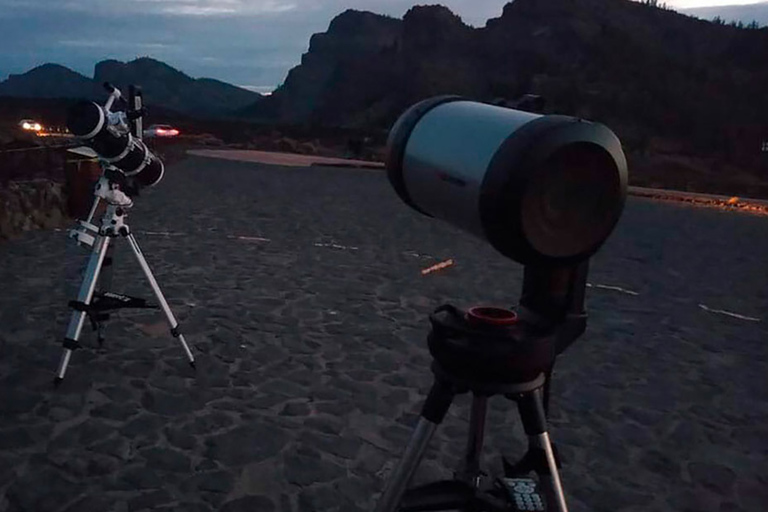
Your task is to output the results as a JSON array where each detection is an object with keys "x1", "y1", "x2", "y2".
[
  {"x1": 521, "y1": 142, "x2": 622, "y2": 259},
  {"x1": 67, "y1": 101, "x2": 104, "y2": 139},
  {"x1": 132, "y1": 150, "x2": 164, "y2": 189}
]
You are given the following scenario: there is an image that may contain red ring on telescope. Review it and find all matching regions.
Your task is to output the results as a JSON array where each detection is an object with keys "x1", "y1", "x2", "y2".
[{"x1": 466, "y1": 306, "x2": 518, "y2": 326}]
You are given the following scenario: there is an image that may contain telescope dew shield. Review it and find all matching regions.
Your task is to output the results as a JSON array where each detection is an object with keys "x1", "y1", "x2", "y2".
[
  {"x1": 67, "y1": 101, "x2": 164, "y2": 190},
  {"x1": 386, "y1": 97, "x2": 628, "y2": 266}
]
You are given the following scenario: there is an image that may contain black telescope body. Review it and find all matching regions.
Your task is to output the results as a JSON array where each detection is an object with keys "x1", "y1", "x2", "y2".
[
  {"x1": 66, "y1": 100, "x2": 164, "y2": 191},
  {"x1": 386, "y1": 96, "x2": 628, "y2": 266}
]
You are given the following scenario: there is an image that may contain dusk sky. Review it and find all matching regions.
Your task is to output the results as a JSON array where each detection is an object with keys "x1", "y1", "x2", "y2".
[{"x1": 0, "y1": 0, "x2": 763, "y2": 93}]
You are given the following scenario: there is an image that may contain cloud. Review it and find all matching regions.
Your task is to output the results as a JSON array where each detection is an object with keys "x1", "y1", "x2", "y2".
[
  {"x1": 0, "y1": 0, "x2": 299, "y2": 17},
  {"x1": 59, "y1": 40, "x2": 174, "y2": 50}
]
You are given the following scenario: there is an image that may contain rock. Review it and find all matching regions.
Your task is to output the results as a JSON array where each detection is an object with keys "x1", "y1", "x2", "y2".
[
  {"x1": 91, "y1": 402, "x2": 141, "y2": 421},
  {"x1": 128, "y1": 490, "x2": 174, "y2": 511},
  {"x1": 219, "y1": 496, "x2": 275, "y2": 512},
  {"x1": 61, "y1": 496, "x2": 119, "y2": 512},
  {"x1": 315, "y1": 400, "x2": 356, "y2": 416},
  {"x1": 54, "y1": 419, "x2": 115, "y2": 447},
  {"x1": 140, "y1": 447, "x2": 192, "y2": 473},
  {"x1": 0, "y1": 389, "x2": 42, "y2": 415},
  {"x1": 113, "y1": 466, "x2": 165, "y2": 490},
  {"x1": 334, "y1": 475, "x2": 376, "y2": 507},
  {"x1": 165, "y1": 427, "x2": 197, "y2": 450},
  {"x1": 260, "y1": 379, "x2": 307, "y2": 398},
  {"x1": 181, "y1": 470, "x2": 235, "y2": 495},
  {"x1": 91, "y1": 437, "x2": 132, "y2": 461},
  {"x1": 353, "y1": 444, "x2": 391, "y2": 475},
  {"x1": 299, "y1": 431, "x2": 362, "y2": 460},
  {"x1": 205, "y1": 425, "x2": 289, "y2": 466},
  {"x1": 195, "y1": 459, "x2": 220, "y2": 472},
  {"x1": 197, "y1": 471, "x2": 234, "y2": 493},
  {"x1": 120, "y1": 414, "x2": 167, "y2": 439},
  {"x1": 735, "y1": 479, "x2": 768, "y2": 511},
  {"x1": 688, "y1": 462, "x2": 737, "y2": 496},
  {"x1": 298, "y1": 486, "x2": 342, "y2": 511},
  {"x1": 304, "y1": 415, "x2": 344, "y2": 435},
  {"x1": 188, "y1": 411, "x2": 235, "y2": 435},
  {"x1": 0, "y1": 426, "x2": 34, "y2": 449},
  {"x1": 86, "y1": 453, "x2": 120, "y2": 476},
  {"x1": 637, "y1": 449, "x2": 681, "y2": 480},
  {"x1": 5, "y1": 467, "x2": 84, "y2": 512},
  {"x1": 283, "y1": 452, "x2": 346, "y2": 486},
  {"x1": 141, "y1": 390, "x2": 199, "y2": 416},
  {"x1": 280, "y1": 402, "x2": 311, "y2": 416}
]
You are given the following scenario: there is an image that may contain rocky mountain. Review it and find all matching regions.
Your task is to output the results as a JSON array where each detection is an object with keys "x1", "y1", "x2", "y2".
[
  {"x1": 0, "y1": 58, "x2": 262, "y2": 118},
  {"x1": 242, "y1": 0, "x2": 768, "y2": 169},
  {"x1": 0, "y1": 64, "x2": 100, "y2": 100},
  {"x1": 94, "y1": 58, "x2": 262, "y2": 118}
]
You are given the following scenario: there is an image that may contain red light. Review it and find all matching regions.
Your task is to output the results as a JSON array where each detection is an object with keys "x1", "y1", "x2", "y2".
[{"x1": 155, "y1": 128, "x2": 179, "y2": 137}]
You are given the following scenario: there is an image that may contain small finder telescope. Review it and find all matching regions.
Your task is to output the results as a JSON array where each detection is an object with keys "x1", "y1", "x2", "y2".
[
  {"x1": 66, "y1": 82, "x2": 164, "y2": 194},
  {"x1": 386, "y1": 96, "x2": 628, "y2": 266}
]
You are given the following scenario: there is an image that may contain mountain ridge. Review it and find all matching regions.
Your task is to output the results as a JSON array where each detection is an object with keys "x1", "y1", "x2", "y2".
[{"x1": 0, "y1": 57, "x2": 262, "y2": 118}]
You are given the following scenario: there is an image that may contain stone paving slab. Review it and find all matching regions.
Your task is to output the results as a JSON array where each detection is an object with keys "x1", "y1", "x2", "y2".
[{"x1": 0, "y1": 156, "x2": 766, "y2": 512}]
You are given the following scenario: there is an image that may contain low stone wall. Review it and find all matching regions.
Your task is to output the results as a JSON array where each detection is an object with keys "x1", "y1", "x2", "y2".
[{"x1": 0, "y1": 179, "x2": 69, "y2": 240}]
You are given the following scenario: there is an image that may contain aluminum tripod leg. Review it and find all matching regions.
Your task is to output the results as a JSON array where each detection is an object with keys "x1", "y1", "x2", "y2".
[
  {"x1": 517, "y1": 388, "x2": 569, "y2": 512},
  {"x1": 124, "y1": 233, "x2": 195, "y2": 367},
  {"x1": 457, "y1": 395, "x2": 488, "y2": 487},
  {"x1": 374, "y1": 379, "x2": 455, "y2": 512},
  {"x1": 375, "y1": 418, "x2": 439, "y2": 512},
  {"x1": 55, "y1": 235, "x2": 111, "y2": 384}
]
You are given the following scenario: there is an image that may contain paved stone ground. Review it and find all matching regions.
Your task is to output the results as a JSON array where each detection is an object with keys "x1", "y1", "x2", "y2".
[{"x1": 0, "y1": 155, "x2": 767, "y2": 512}]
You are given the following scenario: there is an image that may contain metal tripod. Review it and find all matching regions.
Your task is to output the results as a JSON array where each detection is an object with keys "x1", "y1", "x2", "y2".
[
  {"x1": 373, "y1": 301, "x2": 586, "y2": 512},
  {"x1": 54, "y1": 187, "x2": 195, "y2": 385},
  {"x1": 374, "y1": 372, "x2": 566, "y2": 512}
]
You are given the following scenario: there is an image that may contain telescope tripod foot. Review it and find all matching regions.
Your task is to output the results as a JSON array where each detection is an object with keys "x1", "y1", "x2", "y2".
[
  {"x1": 53, "y1": 377, "x2": 63, "y2": 388},
  {"x1": 189, "y1": 361, "x2": 196, "y2": 370},
  {"x1": 502, "y1": 442, "x2": 563, "y2": 478}
]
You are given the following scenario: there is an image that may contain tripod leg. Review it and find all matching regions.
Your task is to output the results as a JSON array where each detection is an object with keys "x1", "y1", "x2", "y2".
[
  {"x1": 374, "y1": 379, "x2": 455, "y2": 512},
  {"x1": 95, "y1": 243, "x2": 115, "y2": 347},
  {"x1": 124, "y1": 234, "x2": 195, "y2": 367},
  {"x1": 518, "y1": 388, "x2": 569, "y2": 512},
  {"x1": 55, "y1": 235, "x2": 112, "y2": 385},
  {"x1": 457, "y1": 394, "x2": 488, "y2": 487}
]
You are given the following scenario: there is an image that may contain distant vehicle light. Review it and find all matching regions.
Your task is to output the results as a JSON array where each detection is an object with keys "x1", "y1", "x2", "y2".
[
  {"x1": 144, "y1": 124, "x2": 180, "y2": 138},
  {"x1": 20, "y1": 120, "x2": 43, "y2": 132},
  {"x1": 156, "y1": 128, "x2": 179, "y2": 137}
]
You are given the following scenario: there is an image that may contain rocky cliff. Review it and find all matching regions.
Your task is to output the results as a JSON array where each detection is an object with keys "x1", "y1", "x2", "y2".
[{"x1": 242, "y1": 0, "x2": 768, "y2": 170}]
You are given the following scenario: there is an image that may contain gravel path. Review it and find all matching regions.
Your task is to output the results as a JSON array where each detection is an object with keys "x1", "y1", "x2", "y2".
[{"x1": 0, "y1": 155, "x2": 766, "y2": 512}]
